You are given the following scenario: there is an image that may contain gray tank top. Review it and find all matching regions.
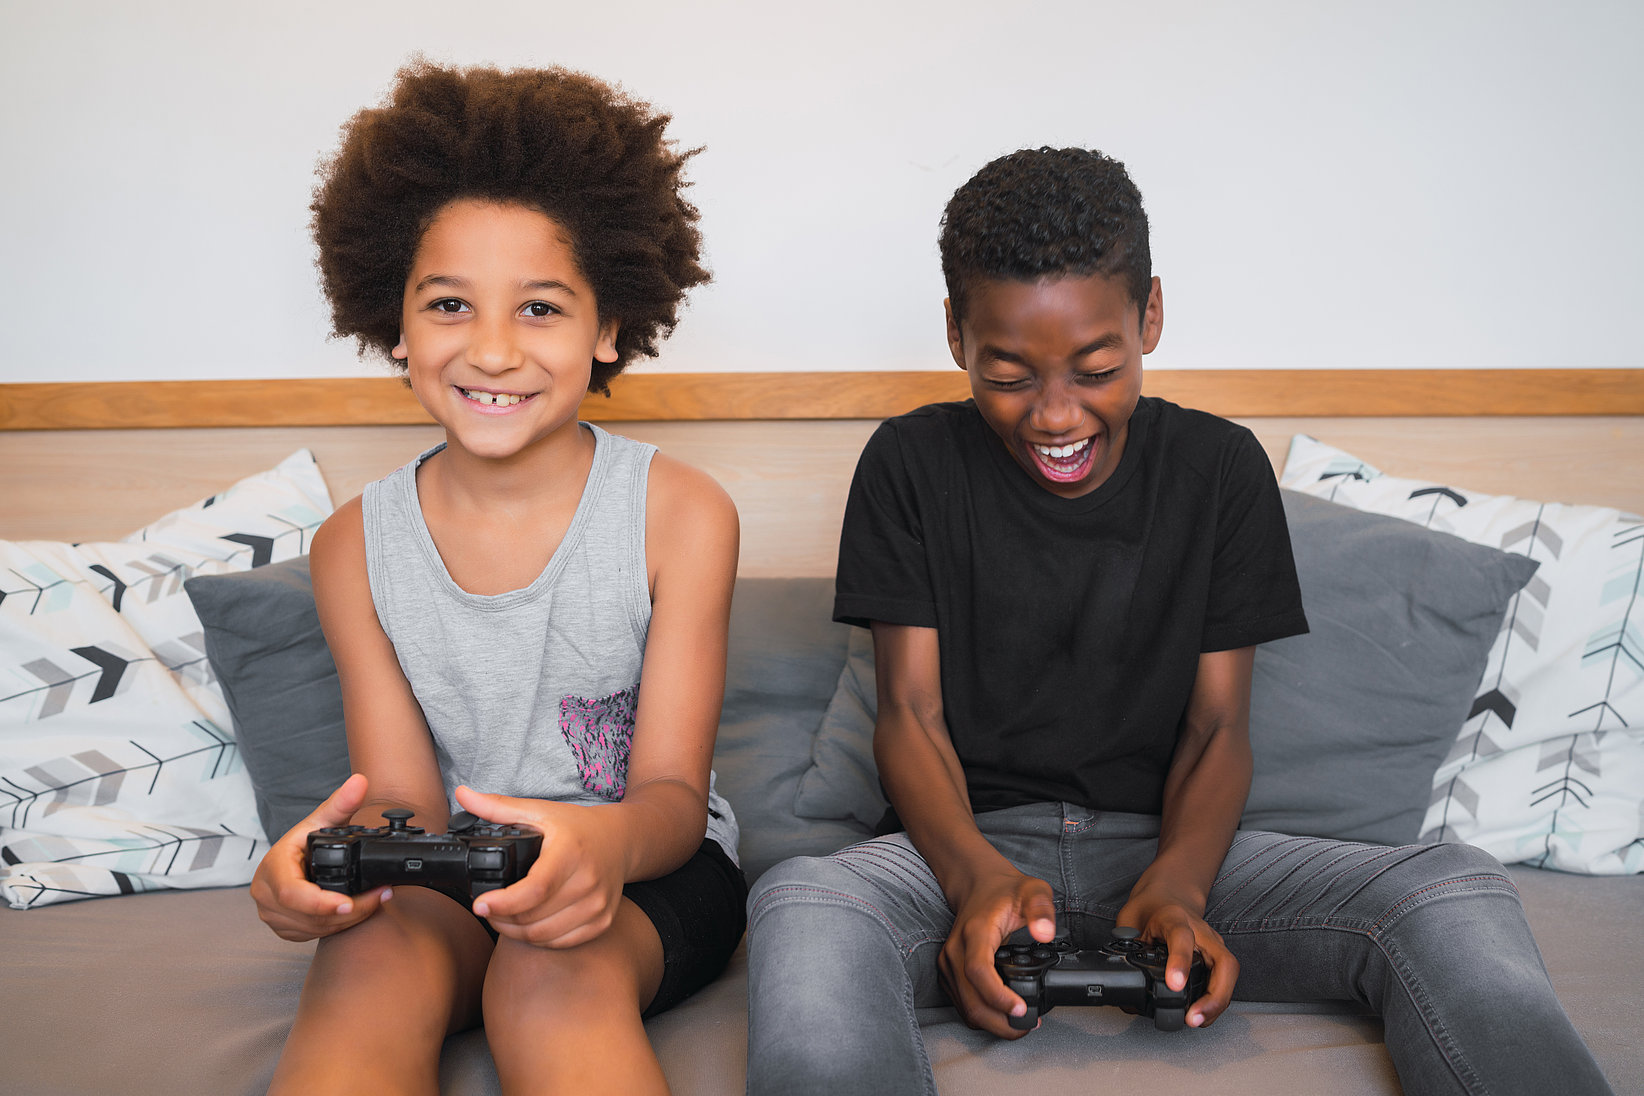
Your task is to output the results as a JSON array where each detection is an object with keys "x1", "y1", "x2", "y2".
[{"x1": 362, "y1": 424, "x2": 738, "y2": 862}]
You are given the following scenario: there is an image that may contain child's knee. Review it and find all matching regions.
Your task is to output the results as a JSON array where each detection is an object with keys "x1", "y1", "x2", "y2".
[
  {"x1": 1363, "y1": 842, "x2": 1527, "y2": 957},
  {"x1": 746, "y1": 852, "x2": 885, "y2": 930},
  {"x1": 486, "y1": 932, "x2": 655, "y2": 1022},
  {"x1": 1384, "y1": 843, "x2": 1517, "y2": 911},
  {"x1": 747, "y1": 841, "x2": 947, "y2": 964}
]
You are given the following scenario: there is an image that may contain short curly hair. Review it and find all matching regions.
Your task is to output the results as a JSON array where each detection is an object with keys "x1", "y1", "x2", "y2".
[
  {"x1": 311, "y1": 60, "x2": 708, "y2": 394},
  {"x1": 939, "y1": 147, "x2": 1151, "y2": 331}
]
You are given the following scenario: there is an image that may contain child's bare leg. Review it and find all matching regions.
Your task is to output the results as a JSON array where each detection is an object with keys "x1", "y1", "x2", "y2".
[
  {"x1": 483, "y1": 897, "x2": 668, "y2": 1096},
  {"x1": 269, "y1": 887, "x2": 495, "y2": 1095}
]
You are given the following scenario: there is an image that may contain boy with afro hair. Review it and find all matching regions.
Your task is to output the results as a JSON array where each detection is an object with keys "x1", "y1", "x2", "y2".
[{"x1": 252, "y1": 62, "x2": 744, "y2": 1095}]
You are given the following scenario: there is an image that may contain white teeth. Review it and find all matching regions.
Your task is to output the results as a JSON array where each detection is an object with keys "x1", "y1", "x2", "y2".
[
  {"x1": 460, "y1": 389, "x2": 523, "y2": 406},
  {"x1": 1035, "y1": 438, "x2": 1091, "y2": 460}
]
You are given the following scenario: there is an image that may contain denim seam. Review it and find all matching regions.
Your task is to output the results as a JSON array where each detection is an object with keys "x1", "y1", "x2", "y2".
[
  {"x1": 836, "y1": 845, "x2": 948, "y2": 910},
  {"x1": 899, "y1": 966, "x2": 942, "y2": 1096},
  {"x1": 1219, "y1": 914, "x2": 1488, "y2": 1095},
  {"x1": 1059, "y1": 814, "x2": 1081, "y2": 913},
  {"x1": 1303, "y1": 845, "x2": 1426, "y2": 921},
  {"x1": 1245, "y1": 844, "x2": 1358, "y2": 921},
  {"x1": 1378, "y1": 931, "x2": 1487, "y2": 1095},
  {"x1": 748, "y1": 884, "x2": 945, "y2": 956},
  {"x1": 1320, "y1": 845, "x2": 1456, "y2": 921},
  {"x1": 1279, "y1": 873, "x2": 1516, "y2": 1096},
  {"x1": 1369, "y1": 875, "x2": 1522, "y2": 934},
  {"x1": 1213, "y1": 840, "x2": 1338, "y2": 921},
  {"x1": 1212, "y1": 836, "x2": 1329, "y2": 915}
]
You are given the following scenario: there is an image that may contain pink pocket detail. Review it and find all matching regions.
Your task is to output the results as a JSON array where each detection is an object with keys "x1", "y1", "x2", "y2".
[{"x1": 558, "y1": 686, "x2": 638, "y2": 800}]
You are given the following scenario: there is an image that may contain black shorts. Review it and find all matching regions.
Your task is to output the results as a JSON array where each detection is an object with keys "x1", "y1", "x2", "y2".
[
  {"x1": 624, "y1": 839, "x2": 748, "y2": 1017},
  {"x1": 471, "y1": 839, "x2": 747, "y2": 1016}
]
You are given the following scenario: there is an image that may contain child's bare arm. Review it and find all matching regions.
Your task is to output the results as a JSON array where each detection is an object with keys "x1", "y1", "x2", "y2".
[
  {"x1": 250, "y1": 497, "x2": 448, "y2": 938},
  {"x1": 310, "y1": 497, "x2": 450, "y2": 826},
  {"x1": 869, "y1": 621, "x2": 1057, "y2": 1038},
  {"x1": 470, "y1": 454, "x2": 739, "y2": 947},
  {"x1": 1116, "y1": 645, "x2": 1255, "y2": 1028},
  {"x1": 624, "y1": 453, "x2": 740, "y2": 874}
]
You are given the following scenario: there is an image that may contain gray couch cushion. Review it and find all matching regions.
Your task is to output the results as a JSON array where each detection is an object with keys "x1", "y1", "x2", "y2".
[
  {"x1": 185, "y1": 557, "x2": 349, "y2": 841},
  {"x1": 714, "y1": 578, "x2": 869, "y2": 880},
  {"x1": 792, "y1": 626, "x2": 885, "y2": 829}
]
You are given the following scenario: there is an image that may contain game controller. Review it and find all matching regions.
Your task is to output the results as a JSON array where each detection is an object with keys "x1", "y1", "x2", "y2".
[
  {"x1": 995, "y1": 926, "x2": 1210, "y2": 1032},
  {"x1": 305, "y1": 808, "x2": 542, "y2": 907}
]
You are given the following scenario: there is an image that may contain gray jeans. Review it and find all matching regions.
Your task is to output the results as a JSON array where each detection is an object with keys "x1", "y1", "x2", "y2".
[{"x1": 745, "y1": 803, "x2": 1613, "y2": 1096}]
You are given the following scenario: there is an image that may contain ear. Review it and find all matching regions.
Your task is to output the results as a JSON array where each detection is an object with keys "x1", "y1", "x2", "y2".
[
  {"x1": 594, "y1": 318, "x2": 621, "y2": 364},
  {"x1": 391, "y1": 334, "x2": 408, "y2": 361},
  {"x1": 944, "y1": 298, "x2": 968, "y2": 371},
  {"x1": 1140, "y1": 277, "x2": 1164, "y2": 354}
]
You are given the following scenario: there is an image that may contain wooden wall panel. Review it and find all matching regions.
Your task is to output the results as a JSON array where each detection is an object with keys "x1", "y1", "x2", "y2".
[
  {"x1": 4, "y1": 416, "x2": 1638, "y2": 576},
  {"x1": 2, "y1": 368, "x2": 1641, "y2": 429}
]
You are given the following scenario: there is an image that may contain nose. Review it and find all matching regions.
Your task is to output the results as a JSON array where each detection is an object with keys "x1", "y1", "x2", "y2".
[
  {"x1": 1029, "y1": 379, "x2": 1082, "y2": 437},
  {"x1": 466, "y1": 313, "x2": 523, "y2": 375}
]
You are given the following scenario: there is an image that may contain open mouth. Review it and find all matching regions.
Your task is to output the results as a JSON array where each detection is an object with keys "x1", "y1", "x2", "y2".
[
  {"x1": 457, "y1": 387, "x2": 534, "y2": 409},
  {"x1": 1029, "y1": 437, "x2": 1096, "y2": 483}
]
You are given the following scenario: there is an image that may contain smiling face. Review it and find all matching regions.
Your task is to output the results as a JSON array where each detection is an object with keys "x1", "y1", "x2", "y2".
[
  {"x1": 393, "y1": 199, "x2": 619, "y2": 463},
  {"x1": 946, "y1": 272, "x2": 1162, "y2": 499}
]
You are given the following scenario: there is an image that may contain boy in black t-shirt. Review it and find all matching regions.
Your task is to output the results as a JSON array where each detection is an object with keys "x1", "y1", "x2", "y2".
[{"x1": 745, "y1": 148, "x2": 1613, "y2": 1096}]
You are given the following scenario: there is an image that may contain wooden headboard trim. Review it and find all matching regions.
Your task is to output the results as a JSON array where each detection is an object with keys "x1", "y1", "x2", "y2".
[{"x1": 1, "y1": 369, "x2": 1639, "y2": 429}]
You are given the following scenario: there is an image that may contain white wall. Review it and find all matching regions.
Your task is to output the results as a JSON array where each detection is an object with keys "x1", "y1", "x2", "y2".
[{"x1": 3, "y1": 0, "x2": 1639, "y2": 382}]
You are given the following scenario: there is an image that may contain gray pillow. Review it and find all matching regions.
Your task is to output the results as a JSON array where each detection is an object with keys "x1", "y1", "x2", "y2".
[
  {"x1": 185, "y1": 557, "x2": 350, "y2": 841},
  {"x1": 793, "y1": 627, "x2": 886, "y2": 829},
  {"x1": 792, "y1": 490, "x2": 1539, "y2": 846},
  {"x1": 713, "y1": 578, "x2": 871, "y2": 881},
  {"x1": 1243, "y1": 490, "x2": 1537, "y2": 843}
]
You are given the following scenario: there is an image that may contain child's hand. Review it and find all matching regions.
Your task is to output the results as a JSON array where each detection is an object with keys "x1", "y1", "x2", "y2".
[
  {"x1": 454, "y1": 786, "x2": 627, "y2": 949},
  {"x1": 939, "y1": 864, "x2": 1058, "y2": 1038},
  {"x1": 1115, "y1": 886, "x2": 1238, "y2": 1028},
  {"x1": 249, "y1": 773, "x2": 393, "y2": 941}
]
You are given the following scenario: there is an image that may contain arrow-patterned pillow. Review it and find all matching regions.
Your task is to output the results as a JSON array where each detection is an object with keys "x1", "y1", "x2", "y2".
[
  {"x1": 1281, "y1": 435, "x2": 1644, "y2": 875},
  {"x1": 0, "y1": 450, "x2": 333, "y2": 908}
]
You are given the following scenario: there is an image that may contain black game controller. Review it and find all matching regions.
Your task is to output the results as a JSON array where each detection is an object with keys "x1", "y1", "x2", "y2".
[
  {"x1": 995, "y1": 926, "x2": 1210, "y2": 1032},
  {"x1": 305, "y1": 808, "x2": 542, "y2": 908}
]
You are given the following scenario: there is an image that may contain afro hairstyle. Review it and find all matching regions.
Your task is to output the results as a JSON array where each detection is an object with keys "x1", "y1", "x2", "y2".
[
  {"x1": 311, "y1": 60, "x2": 708, "y2": 394},
  {"x1": 939, "y1": 147, "x2": 1151, "y2": 332}
]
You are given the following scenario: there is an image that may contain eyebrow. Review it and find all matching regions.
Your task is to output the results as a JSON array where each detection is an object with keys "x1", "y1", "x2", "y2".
[
  {"x1": 977, "y1": 333, "x2": 1124, "y2": 365},
  {"x1": 412, "y1": 274, "x2": 580, "y2": 296}
]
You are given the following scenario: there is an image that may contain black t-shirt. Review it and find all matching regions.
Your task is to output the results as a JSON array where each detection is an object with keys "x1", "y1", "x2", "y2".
[{"x1": 833, "y1": 397, "x2": 1308, "y2": 816}]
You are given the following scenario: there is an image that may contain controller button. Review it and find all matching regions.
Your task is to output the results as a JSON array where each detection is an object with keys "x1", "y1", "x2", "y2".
[
  {"x1": 471, "y1": 850, "x2": 506, "y2": 872},
  {"x1": 1108, "y1": 932, "x2": 1142, "y2": 953},
  {"x1": 1153, "y1": 1007, "x2": 1186, "y2": 1032},
  {"x1": 312, "y1": 847, "x2": 348, "y2": 866}
]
